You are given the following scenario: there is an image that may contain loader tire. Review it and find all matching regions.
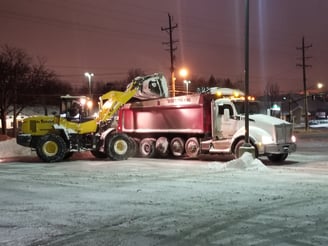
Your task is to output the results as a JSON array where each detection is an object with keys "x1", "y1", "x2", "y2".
[
  {"x1": 128, "y1": 137, "x2": 138, "y2": 157},
  {"x1": 91, "y1": 139, "x2": 107, "y2": 159},
  {"x1": 90, "y1": 150, "x2": 107, "y2": 159},
  {"x1": 36, "y1": 134, "x2": 67, "y2": 163},
  {"x1": 64, "y1": 152, "x2": 74, "y2": 160},
  {"x1": 106, "y1": 133, "x2": 131, "y2": 160}
]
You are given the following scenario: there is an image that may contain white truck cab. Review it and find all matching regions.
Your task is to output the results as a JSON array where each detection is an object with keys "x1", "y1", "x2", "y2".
[{"x1": 203, "y1": 96, "x2": 296, "y2": 162}]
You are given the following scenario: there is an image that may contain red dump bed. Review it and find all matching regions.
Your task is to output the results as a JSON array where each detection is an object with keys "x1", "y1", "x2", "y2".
[{"x1": 117, "y1": 94, "x2": 212, "y2": 135}]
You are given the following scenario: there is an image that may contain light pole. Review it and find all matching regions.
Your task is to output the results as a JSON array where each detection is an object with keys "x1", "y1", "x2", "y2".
[
  {"x1": 238, "y1": 0, "x2": 255, "y2": 158},
  {"x1": 184, "y1": 80, "x2": 191, "y2": 94},
  {"x1": 84, "y1": 72, "x2": 94, "y2": 98},
  {"x1": 179, "y1": 68, "x2": 190, "y2": 94}
]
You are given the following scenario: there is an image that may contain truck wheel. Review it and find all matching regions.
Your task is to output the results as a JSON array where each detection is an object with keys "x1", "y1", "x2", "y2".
[
  {"x1": 155, "y1": 137, "x2": 169, "y2": 157},
  {"x1": 267, "y1": 153, "x2": 288, "y2": 162},
  {"x1": 234, "y1": 139, "x2": 258, "y2": 158},
  {"x1": 36, "y1": 134, "x2": 67, "y2": 162},
  {"x1": 139, "y1": 138, "x2": 156, "y2": 158},
  {"x1": 106, "y1": 133, "x2": 131, "y2": 160},
  {"x1": 185, "y1": 137, "x2": 200, "y2": 158},
  {"x1": 170, "y1": 137, "x2": 185, "y2": 157}
]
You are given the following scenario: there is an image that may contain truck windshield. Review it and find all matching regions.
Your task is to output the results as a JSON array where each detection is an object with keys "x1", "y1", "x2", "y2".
[{"x1": 234, "y1": 101, "x2": 262, "y2": 115}]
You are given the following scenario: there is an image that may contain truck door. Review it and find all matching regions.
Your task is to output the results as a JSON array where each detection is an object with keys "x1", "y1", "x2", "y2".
[{"x1": 218, "y1": 103, "x2": 237, "y2": 139}]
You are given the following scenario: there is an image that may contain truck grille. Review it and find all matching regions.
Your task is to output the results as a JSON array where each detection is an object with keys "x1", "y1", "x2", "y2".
[{"x1": 275, "y1": 124, "x2": 292, "y2": 144}]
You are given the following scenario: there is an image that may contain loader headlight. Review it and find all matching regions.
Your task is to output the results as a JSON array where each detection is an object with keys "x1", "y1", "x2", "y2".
[{"x1": 262, "y1": 135, "x2": 273, "y2": 145}]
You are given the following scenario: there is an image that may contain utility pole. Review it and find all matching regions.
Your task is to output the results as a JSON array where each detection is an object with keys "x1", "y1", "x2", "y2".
[
  {"x1": 297, "y1": 36, "x2": 312, "y2": 131},
  {"x1": 244, "y1": 0, "x2": 250, "y2": 145},
  {"x1": 239, "y1": 0, "x2": 255, "y2": 158},
  {"x1": 161, "y1": 13, "x2": 178, "y2": 97}
]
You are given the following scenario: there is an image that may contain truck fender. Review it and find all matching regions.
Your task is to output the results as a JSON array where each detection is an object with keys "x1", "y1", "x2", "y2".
[{"x1": 232, "y1": 126, "x2": 271, "y2": 155}]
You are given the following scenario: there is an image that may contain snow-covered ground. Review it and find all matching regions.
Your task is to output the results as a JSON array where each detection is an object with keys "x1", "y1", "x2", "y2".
[{"x1": 0, "y1": 137, "x2": 327, "y2": 245}]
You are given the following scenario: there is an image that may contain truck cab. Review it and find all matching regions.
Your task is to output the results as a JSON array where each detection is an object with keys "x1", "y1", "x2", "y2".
[{"x1": 206, "y1": 96, "x2": 296, "y2": 162}]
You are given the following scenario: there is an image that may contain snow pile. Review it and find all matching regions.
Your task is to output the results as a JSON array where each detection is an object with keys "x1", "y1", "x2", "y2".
[
  {"x1": 0, "y1": 138, "x2": 35, "y2": 158},
  {"x1": 208, "y1": 152, "x2": 269, "y2": 171}
]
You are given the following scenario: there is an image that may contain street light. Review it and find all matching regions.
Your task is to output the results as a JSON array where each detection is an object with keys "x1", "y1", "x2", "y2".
[
  {"x1": 317, "y1": 82, "x2": 323, "y2": 90},
  {"x1": 179, "y1": 68, "x2": 190, "y2": 94},
  {"x1": 179, "y1": 68, "x2": 188, "y2": 78},
  {"x1": 84, "y1": 72, "x2": 94, "y2": 98},
  {"x1": 184, "y1": 80, "x2": 191, "y2": 94}
]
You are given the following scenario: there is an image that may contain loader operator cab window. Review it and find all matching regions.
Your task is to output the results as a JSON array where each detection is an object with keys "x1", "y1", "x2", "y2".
[
  {"x1": 68, "y1": 101, "x2": 81, "y2": 119},
  {"x1": 60, "y1": 99, "x2": 82, "y2": 121}
]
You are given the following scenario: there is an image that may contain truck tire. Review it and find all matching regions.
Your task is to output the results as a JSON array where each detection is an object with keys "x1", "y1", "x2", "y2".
[
  {"x1": 233, "y1": 139, "x2": 258, "y2": 158},
  {"x1": 36, "y1": 134, "x2": 67, "y2": 163},
  {"x1": 155, "y1": 137, "x2": 169, "y2": 157},
  {"x1": 139, "y1": 138, "x2": 156, "y2": 158},
  {"x1": 267, "y1": 153, "x2": 288, "y2": 162},
  {"x1": 185, "y1": 137, "x2": 200, "y2": 158},
  {"x1": 170, "y1": 137, "x2": 185, "y2": 157},
  {"x1": 106, "y1": 133, "x2": 131, "y2": 160}
]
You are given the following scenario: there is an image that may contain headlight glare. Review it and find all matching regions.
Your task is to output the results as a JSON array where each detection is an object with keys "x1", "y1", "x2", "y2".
[{"x1": 262, "y1": 135, "x2": 273, "y2": 144}]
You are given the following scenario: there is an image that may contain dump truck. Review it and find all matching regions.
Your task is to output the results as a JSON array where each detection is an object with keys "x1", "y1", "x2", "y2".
[
  {"x1": 16, "y1": 73, "x2": 168, "y2": 162},
  {"x1": 117, "y1": 88, "x2": 297, "y2": 162}
]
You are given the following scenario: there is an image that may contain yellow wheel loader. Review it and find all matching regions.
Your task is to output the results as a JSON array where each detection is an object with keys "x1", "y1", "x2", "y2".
[{"x1": 16, "y1": 73, "x2": 168, "y2": 162}]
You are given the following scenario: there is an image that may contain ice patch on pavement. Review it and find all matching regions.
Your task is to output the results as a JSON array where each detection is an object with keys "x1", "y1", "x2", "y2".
[{"x1": 208, "y1": 152, "x2": 269, "y2": 171}]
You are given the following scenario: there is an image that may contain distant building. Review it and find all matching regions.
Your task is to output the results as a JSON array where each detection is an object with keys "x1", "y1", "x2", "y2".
[{"x1": 259, "y1": 92, "x2": 328, "y2": 124}]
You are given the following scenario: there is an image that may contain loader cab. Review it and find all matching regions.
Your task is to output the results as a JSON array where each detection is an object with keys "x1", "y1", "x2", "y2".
[{"x1": 60, "y1": 95, "x2": 94, "y2": 121}]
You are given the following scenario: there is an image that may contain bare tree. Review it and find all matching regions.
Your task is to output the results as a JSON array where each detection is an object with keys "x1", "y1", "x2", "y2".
[
  {"x1": 208, "y1": 75, "x2": 216, "y2": 88},
  {"x1": 0, "y1": 45, "x2": 70, "y2": 136},
  {"x1": 0, "y1": 45, "x2": 31, "y2": 135},
  {"x1": 126, "y1": 68, "x2": 146, "y2": 84}
]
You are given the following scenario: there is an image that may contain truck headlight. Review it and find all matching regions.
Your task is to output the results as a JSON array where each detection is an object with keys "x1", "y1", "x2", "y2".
[
  {"x1": 291, "y1": 135, "x2": 296, "y2": 143},
  {"x1": 262, "y1": 135, "x2": 273, "y2": 144}
]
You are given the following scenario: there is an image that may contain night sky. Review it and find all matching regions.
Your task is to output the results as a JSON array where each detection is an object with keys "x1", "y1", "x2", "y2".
[{"x1": 1, "y1": 0, "x2": 328, "y2": 95}]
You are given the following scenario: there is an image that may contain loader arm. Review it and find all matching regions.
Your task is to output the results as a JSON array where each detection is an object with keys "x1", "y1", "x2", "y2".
[
  {"x1": 97, "y1": 83, "x2": 138, "y2": 123},
  {"x1": 97, "y1": 73, "x2": 168, "y2": 123}
]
